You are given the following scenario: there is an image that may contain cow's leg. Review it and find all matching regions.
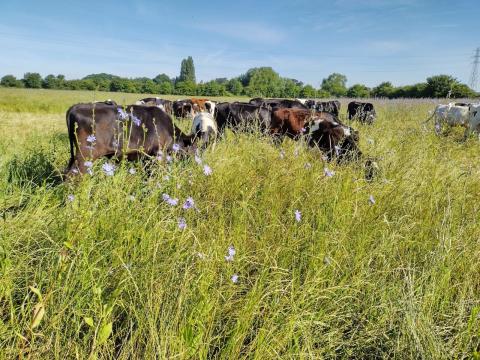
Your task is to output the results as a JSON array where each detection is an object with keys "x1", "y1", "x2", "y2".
[
  {"x1": 434, "y1": 119, "x2": 442, "y2": 135},
  {"x1": 463, "y1": 126, "x2": 470, "y2": 140}
]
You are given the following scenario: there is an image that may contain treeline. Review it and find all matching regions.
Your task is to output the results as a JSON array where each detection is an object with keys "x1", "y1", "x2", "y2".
[{"x1": 1, "y1": 56, "x2": 478, "y2": 99}]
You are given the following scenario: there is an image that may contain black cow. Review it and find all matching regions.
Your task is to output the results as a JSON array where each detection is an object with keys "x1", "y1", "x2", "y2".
[
  {"x1": 347, "y1": 101, "x2": 376, "y2": 124},
  {"x1": 173, "y1": 99, "x2": 195, "y2": 118},
  {"x1": 315, "y1": 100, "x2": 341, "y2": 117},
  {"x1": 66, "y1": 103, "x2": 193, "y2": 175},
  {"x1": 136, "y1": 97, "x2": 173, "y2": 114},
  {"x1": 304, "y1": 99, "x2": 317, "y2": 109},
  {"x1": 94, "y1": 99, "x2": 117, "y2": 106},
  {"x1": 249, "y1": 98, "x2": 308, "y2": 110},
  {"x1": 215, "y1": 102, "x2": 272, "y2": 133}
]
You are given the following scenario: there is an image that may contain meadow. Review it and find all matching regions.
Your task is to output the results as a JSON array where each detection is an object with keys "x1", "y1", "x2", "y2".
[{"x1": 0, "y1": 88, "x2": 479, "y2": 359}]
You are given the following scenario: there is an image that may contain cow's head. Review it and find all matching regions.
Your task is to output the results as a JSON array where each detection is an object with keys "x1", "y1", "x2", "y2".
[{"x1": 308, "y1": 119, "x2": 361, "y2": 161}]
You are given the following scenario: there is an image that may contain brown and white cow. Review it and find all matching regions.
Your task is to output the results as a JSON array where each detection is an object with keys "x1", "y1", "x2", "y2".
[{"x1": 271, "y1": 108, "x2": 361, "y2": 160}]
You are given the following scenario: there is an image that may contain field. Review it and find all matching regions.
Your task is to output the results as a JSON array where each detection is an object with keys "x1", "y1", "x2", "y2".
[{"x1": 0, "y1": 88, "x2": 479, "y2": 359}]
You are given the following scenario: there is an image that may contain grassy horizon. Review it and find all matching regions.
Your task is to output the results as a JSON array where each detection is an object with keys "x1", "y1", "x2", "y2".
[{"x1": 0, "y1": 88, "x2": 479, "y2": 359}]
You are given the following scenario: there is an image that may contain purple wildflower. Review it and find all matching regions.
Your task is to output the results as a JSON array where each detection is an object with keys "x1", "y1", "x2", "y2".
[
  {"x1": 72, "y1": 168, "x2": 79, "y2": 174},
  {"x1": 300, "y1": 127, "x2": 306, "y2": 134},
  {"x1": 178, "y1": 217, "x2": 187, "y2": 230},
  {"x1": 67, "y1": 194, "x2": 75, "y2": 202},
  {"x1": 231, "y1": 274, "x2": 239, "y2": 283},
  {"x1": 86, "y1": 134, "x2": 96, "y2": 143},
  {"x1": 162, "y1": 193, "x2": 171, "y2": 202},
  {"x1": 369, "y1": 195, "x2": 376, "y2": 205},
  {"x1": 294, "y1": 209, "x2": 301, "y2": 222},
  {"x1": 172, "y1": 143, "x2": 181, "y2": 152},
  {"x1": 166, "y1": 155, "x2": 173, "y2": 163},
  {"x1": 84, "y1": 161, "x2": 93, "y2": 168},
  {"x1": 334, "y1": 145, "x2": 341, "y2": 156},
  {"x1": 156, "y1": 153, "x2": 163, "y2": 161},
  {"x1": 117, "y1": 108, "x2": 128, "y2": 119},
  {"x1": 324, "y1": 167, "x2": 334, "y2": 177},
  {"x1": 203, "y1": 164, "x2": 212, "y2": 176},
  {"x1": 131, "y1": 115, "x2": 142, "y2": 126},
  {"x1": 183, "y1": 197, "x2": 195, "y2": 210},
  {"x1": 225, "y1": 245, "x2": 236, "y2": 262},
  {"x1": 102, "y1": 163, "x2": 115, "y2": 176}
]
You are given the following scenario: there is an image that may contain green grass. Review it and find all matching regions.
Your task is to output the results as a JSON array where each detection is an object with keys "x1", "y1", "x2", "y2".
[{"x1": 0, "y1": 89, "x2": 479, "y2": 359}]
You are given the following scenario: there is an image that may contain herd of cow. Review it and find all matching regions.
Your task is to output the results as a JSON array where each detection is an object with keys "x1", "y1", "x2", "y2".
[
  {"x1": 64, "y1": 96, "x2": 479, "y2": 178},
  {"x1": 65, "y1": 97, "x2": 378, "y2": 177}
]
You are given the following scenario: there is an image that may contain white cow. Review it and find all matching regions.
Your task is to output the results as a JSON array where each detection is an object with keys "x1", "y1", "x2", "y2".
[
  {"x1": 431, "y1": 103, "x2": 469, "y2": 135},
  {"x1": 191, "y1": 112, "x2": 217, "y2": 146}
]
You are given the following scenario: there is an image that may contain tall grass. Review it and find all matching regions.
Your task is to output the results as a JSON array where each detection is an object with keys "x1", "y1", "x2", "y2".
[{"x1": 0, "y1": 90, "x2": 479, "y2": 359}]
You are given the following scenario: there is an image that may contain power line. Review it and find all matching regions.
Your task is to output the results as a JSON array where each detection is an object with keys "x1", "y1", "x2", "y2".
[{"x1": 469, "y1": 47, "x2": 479, "y2": 90}]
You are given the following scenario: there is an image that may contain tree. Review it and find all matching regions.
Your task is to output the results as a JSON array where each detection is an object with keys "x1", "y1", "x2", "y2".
[
  {"x1": 23, "y1": 72, "x2": 42, "y2": 88},
  {"x1": 347, "y1": 84, "x2": 370, "y2": 98},
  {"x1": 197, "y1": 80, "x2": 227, "y2": 96},
  {"x1": 316, "y1": 89, "x2": 330, "y2": 98},
  {"x1": 1, "y1": 75, "x2": 22, "y2": 87},
  {"x1": 371, "y1": 82, "x2": 394, "y2": 98},
  {"x1": 153, "y1": 73, "x2": 172, "y2": 84},
  {"x1": 300, "y1": 84, "x2": 316, "y2": 98},
  {"x1": 175, "y1": 80, "x2": 196, "y2": 95},
  {"x1": 179, "y1": 56, "x2": 196, "y2": 84},
  {"x1": 42, "y1": 74, "x2": 65, "y2": 89},
  {"x1": 158, "y1": 81, "x2": 174, "y2": 94},
  {"x1": 424, "y1": 75, "x2": 458, "y2": 98},
  {"x1": 226, "y1": 79, "x2": 243, "y2": 95},
  {"x1": 242, "y1": 67, "x2": 283, "y2": 97},
  {"x1": 321, "y1": 73, "x2": 347, "y2": 96},
  {"x1": 282, "y1": 79, "x2": 302, "y2": 98},
  {"x1": 141, "y1": 80, "x2": 158, "y2": 94},
  {"x1": 450, "y1": 83, "x2": 476, "y2": 98}
]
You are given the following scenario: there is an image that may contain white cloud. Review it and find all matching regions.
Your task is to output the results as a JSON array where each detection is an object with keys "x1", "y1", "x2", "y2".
[{"x1": 193, "y1": 21, "x2": 286, "y2": 44}]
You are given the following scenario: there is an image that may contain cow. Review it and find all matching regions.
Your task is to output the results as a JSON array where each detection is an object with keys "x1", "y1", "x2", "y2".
[
  {"x1": 315, "y1": 100, "x2": 341, "y2": 117},
  {"x1": 296, "y1": 98, "x2": 307, "y2": 105},
  {"x1": 215, "y1": 102, "x2": 272, "y2": 133},
  {"x1": 348, "y1": 101, "x2": 376, "y2": 124},
  {"x1": 93, "y1": 99, "x2": 117, "y2": 106},
  {"x1": 135, "y1": 97, "x2": 173, "y2": 114},
  {"x1": 304, "y1": 99, "x2": 317, "y2": 109},
  {"x1": 65, "y1": 103, "x2": 194, "y2": 176},
  {"x1": 191, "y1": 112, "x2": 218, "y2": 146},
  {"x1": 469, "y1": 104, "x2": 480, "y2": 139},
  {"x1": 173, "y1": 99, "x2": 195, "y2": 119},
  {"x1": 431, "y1": 102, "x2": 480, "y2": 139},
  {"x1": 270, "y1": 108, "x2": 361, "y2": 161},
  {"x1": 249, "y1": 98, "x2": 308, "y2": 110}
]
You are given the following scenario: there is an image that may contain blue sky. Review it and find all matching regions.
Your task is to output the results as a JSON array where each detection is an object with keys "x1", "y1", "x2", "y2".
[{"x1": 0, "y1": 0, "x2": 478, "y2": 88}]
